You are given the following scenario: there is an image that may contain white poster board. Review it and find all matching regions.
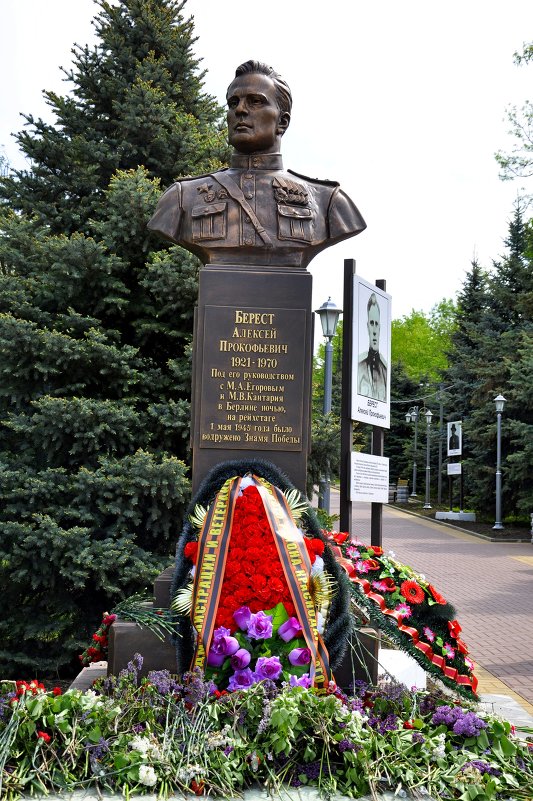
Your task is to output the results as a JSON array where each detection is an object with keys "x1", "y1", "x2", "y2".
[
  {"x1": 350, "y1": 451, "x2": 390, "y2": 503},
  {"x1": 447, "y1": 462, "x2": 462, "y2": 476},
  {"x1": 351, "y1": 276, "x2": 391, "y2": 429},
  {"x1": 447, "y1": 420, "x2": 462, "y2": 457}
]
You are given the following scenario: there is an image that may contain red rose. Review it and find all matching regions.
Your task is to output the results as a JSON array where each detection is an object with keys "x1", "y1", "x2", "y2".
[{"x1": 37, "y1": 731, "x2": 51, "y2": 743}]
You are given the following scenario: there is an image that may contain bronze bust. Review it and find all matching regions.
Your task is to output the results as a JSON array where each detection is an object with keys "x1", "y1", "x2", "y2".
[{"x1": 148, "y1": 60, "x2": 366, "y2": 268}]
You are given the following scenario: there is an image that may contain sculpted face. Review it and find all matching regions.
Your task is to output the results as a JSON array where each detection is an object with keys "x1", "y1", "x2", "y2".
[
  {"x1": 367, "y1": 303, "x2": 381, "y2": 352},
  {"x1": 226, "y1": 72, "x2": 290, "y2": 154}
]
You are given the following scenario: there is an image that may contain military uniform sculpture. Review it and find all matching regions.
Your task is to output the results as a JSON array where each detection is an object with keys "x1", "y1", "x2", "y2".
[{"x1": 148, "y1": 60, "x2": 366, "y2": 268}]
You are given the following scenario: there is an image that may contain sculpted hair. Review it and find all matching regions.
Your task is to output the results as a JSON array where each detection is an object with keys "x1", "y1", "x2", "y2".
[{"x1": 233, "y1": 60, "x2": 292, "y2": 116}]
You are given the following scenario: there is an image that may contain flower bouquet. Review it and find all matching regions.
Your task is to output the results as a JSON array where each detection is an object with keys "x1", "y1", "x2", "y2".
[
  {"x1": 170, "y1": 459, "x2": 353, "y2": 686},
  {"x1": 325, "y1": 532, "x2": 478, "y2": 698}
]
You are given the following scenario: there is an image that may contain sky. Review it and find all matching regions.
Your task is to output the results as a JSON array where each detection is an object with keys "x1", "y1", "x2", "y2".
[{"x1": 2, "y1": 0, "x2": 533, "y2": 332}]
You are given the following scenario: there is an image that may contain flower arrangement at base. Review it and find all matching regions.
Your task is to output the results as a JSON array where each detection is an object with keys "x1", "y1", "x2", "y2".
[
  {"x1": 1, "y1": 656, "x2": 532, "y2": 801},
  {"x1": 324, "y1": 532, "x2": 479, "y2": 699},
  {"x1": 170, "y1": 459, "x2": 353, "y2": 686}
]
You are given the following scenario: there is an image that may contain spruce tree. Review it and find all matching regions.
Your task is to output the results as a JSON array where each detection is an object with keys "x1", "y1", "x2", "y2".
[
  {"x1": 0, "y1": 0, "x2": 229, "y2": 676},
  {"x1": 444, "y1": 204, "x2": 533, "y2": 519}
]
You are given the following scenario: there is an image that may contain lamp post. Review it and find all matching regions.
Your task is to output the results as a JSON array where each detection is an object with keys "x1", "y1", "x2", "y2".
[
  {"x1": 493, "y1": 394, "x2": 506, "y2": 530},
  {"x1": 423, "y1": 408, "x2": 433, "y2": 509},
  {"x1": 405, "y1": 406, "x2": 419, "y2": 496},
  {"x1": 406, "y1": 406, "x2": 433, "y2": 506},
  {"x1": 315, "y1": 297, "x2": 342, "y2": 513}
]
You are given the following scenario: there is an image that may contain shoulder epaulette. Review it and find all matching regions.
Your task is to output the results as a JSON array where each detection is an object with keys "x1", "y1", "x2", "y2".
[
  {"x1": 176, "y1": 168, "x2": 229, "y2": 183},
  {"x1": 287, "y1": 168, "x2": 339, "y2": 187}
]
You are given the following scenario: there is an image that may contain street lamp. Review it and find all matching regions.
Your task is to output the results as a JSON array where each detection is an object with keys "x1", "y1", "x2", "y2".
[
  {"x1": 406, "y1": 406, "x2": 433, "y2": 507},
  {"x1": 314, "y1": 297, "x2": 342, "y2": 512},
  {"x1": 423, "y1": 408, "x2": 433, "y2": 509},
  {"x1": 493, "y1": 394, "x2": 506, "y2": 530},
  {"x1": 405, "y1": 406, "x2": 419, "y2": 496}
]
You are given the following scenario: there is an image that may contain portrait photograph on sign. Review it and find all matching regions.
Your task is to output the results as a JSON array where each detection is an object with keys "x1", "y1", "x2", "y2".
[
  {"x1": 447, "y1": 420, "x2": 462, "y2": 457},
  {"x1": 351, "y1": 276, "x2": 391, "y2": 429}
]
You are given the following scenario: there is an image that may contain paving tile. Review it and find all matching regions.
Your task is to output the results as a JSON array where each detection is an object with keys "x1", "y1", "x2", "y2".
[{"x1": 330, "y1": 493, "x2": 533, "y2": 711}]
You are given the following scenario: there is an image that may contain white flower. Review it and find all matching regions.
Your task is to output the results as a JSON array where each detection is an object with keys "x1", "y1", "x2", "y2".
[
  {"x1": 138, "y1": 764, "x2": 157, "y2": 787},
  {"x1": 388, "y1": 550, "x2": 395, "y2": 558},
  {"x1": 130, "y1": 735, "x2": 151, "y2": 756},
  {"x1": 311, "y1": 556, "x2": 324, "y2": 576},
  {"x1": 79, "y1": 689, "x2": 103, "y2": 711},
  {"x1": 317, "y1": 611, "x2": 325, "y2": 634}
]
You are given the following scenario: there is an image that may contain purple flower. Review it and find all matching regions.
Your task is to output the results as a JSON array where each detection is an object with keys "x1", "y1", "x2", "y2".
[
  {"x1": 289, "y1": 674, "x2": 311, "y2": 688},
  {"x1": 431, "y1": 705, "x2": 487, "y2": 737},
  {"x1": 288, "y1": 647, "x2": 311, "y2": 666},
  {"x1": 255, "y1": 656, "x2": 282, "y2": 681},
  {"x1": 247, "y1": 611, "x2": 273, "y2": 640},
  {"x1": 227, "y1": 668, "x2": 258, "y2": 691},
  {"x1": 207, "y1": 650, "x2": 226, "y2": 667},
  {"x1": 233, "y1": 606, "x2": 251, "y2": 631},
  {"x1": 211, "y1": 627, "x2": 239, "y2": 657},
  {"x1": 231, "y1": 648, "x2": 251, "y2": 670},
  {"x1": 277, "y1": 616, "x2": 302, "y2": 642}
]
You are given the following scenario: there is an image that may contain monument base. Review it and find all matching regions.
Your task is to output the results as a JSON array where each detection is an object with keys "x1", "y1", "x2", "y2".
[{"x1": 191, "y1": 265, "x2": 313, "y2": 495}]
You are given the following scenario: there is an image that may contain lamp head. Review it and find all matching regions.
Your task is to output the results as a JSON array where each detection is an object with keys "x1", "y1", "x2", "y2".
[
  {"x1": 494, "y1": 394, "x2": 506, "y2": 413},
  {"x1": 315, "y1": 297, "x2": 342, "y2": 339}
]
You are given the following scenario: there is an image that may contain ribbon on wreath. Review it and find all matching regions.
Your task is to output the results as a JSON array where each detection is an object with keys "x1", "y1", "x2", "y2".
[
  {"x1": 322, "y1": 532, "x2": 478, "y2": 694},
  {"x1": 191, "y1": 476, "x2": 242, "y2": 669},
  {"x1": 252, "y1": 476, "x2": 332, "y2": 690}
]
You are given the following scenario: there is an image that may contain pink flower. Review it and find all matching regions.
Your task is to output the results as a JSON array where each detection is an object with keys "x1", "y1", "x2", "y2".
[
  {"x1": 346, "y1": 546, "x2": 360, "y2": 559},
  {"x1": 423, "y1": 626, "x2": 435, "y2": 642},
  {"x1": 278, "y1": 617, "x2": 302, "y2": 642},
  {"x1": 395, "y1": 603, "x2": 412, "y2": 618},
  {"x1": 443, "y1": 642, "x2": 456, "y2": 660},
  {"x1": 372, "y1": 578, "x2": 396, "y2": 592},
  {"x1": 355, "y1": 560, "x2": 369, "y2": 574}
]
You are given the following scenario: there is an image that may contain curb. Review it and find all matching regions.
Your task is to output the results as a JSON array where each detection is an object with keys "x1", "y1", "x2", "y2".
[{"x1": 385, "y1": 504, "x2": 531, "y2": 543}]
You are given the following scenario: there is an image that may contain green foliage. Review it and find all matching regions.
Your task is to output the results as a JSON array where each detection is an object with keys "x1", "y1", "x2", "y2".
[
  {"x1": 444, "y1": 202, "x2": 533, "y2": 518},
  {"x1": 1, "y1": 667, "x2": 532, "y2": 800},
  {"x1": 0, "y1": 0, "x2": 230, "y2": 676},
  {"x1": 495, "y1": 42, "x2": 533, "y2": 181},
  {"x1": 391, "y1": 299, "x2": 457, "y2": 382}
]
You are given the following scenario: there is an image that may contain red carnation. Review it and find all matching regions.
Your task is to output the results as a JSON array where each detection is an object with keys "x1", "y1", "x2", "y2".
[
  {"x1": 304, "y1": 538, "x2": 325, "y2": 564},
  {"x1": 184, "y1": 541, "x2": 198, "y2": 564},
  {"x1": 37, "y1": 731, "x2": 51, "y2": 743},
  {"x1": 52, "y1": 687, "x2": 62, "y2": 696}
]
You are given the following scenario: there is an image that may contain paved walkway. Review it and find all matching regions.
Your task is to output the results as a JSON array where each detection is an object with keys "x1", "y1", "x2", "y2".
[{"x1": 330, "y1": 493, "x2": 533, "y2": 713}]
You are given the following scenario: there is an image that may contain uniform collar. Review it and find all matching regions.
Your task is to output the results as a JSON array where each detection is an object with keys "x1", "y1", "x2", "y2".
[{"x1": 230, "y1": 152, "x2": 283, "y2": 170}]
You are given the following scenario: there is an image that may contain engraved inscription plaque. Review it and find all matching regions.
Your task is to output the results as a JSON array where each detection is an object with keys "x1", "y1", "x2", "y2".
[{"x1": 199, "y1": 305, "x2": 305, "y2": 451}]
